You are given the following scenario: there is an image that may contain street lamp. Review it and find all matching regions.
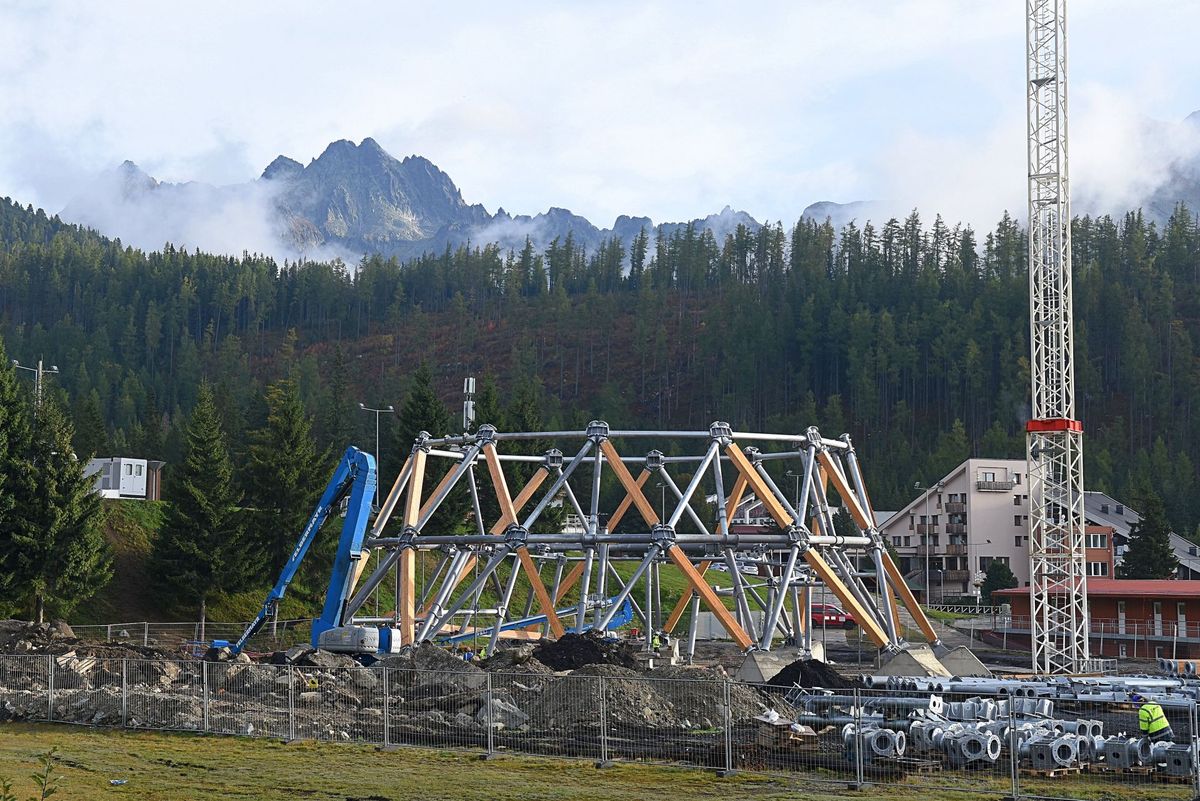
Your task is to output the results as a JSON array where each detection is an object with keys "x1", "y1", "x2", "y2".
[
  {"x1": 934, "y1": 568, "x2": 945, "y2": 605},
  {"x1": 12, "y1": 358, "x2": 59, "y2": 416},
  {"x1": 914, "y1": 479, "x2": 944, "y2": 605},
  {"x1": 785, "y1": 470, "x2": 802, "y2": 513},
  {"x1": 359, "y1": 403, "x2": 395, "y2": 495}
]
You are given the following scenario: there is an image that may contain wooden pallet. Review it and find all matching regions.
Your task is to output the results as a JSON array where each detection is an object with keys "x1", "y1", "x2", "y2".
[
  {"x1": 893, "y1": 756, "x2": 942, "y2": 774},
  {"x1": 1021, "y1": 766, "x2": 1082, "y2": 779}
]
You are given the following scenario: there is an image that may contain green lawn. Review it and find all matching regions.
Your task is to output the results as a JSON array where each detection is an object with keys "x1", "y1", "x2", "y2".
[{"x1": 0, "y1": 724, "x2": 1178, "y2": 801}]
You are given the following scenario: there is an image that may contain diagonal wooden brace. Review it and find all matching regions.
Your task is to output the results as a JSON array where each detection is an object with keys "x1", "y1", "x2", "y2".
[
  {"x1": 398, "y1": 448, "x2": 427, "y2": 645},
  {"x1": 485, "y1": 443, "x2": 564, "y2": 638},
  {"x1": 599, "y1": 440, "x2": 660, "y2": 525},
  {"x1": 607, "y1": 469, "x2": 652, "y2": 530},
  {"x1": 666, "y1": 546, "x2": 752, "y2": 649},
  {"x1": 664, "y1": 560, "x2": 711, "y2": 633}
]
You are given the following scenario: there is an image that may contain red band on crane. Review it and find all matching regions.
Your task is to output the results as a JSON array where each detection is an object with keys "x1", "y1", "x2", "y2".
[{"x1": 1026, "y1": 418, "x2": 1083, "y2": 433}]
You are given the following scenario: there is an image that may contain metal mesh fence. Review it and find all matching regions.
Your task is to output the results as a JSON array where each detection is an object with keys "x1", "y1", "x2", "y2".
[{"x1": 0, "y1": 653, "x2": 1197, "y2": 799}]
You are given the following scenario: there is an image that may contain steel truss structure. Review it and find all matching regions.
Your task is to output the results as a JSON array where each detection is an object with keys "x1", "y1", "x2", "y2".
[
  {"x1": 1025, "y1": 0, "x2": 1090, "y2": 674},
  {"x1": 334, "y1": 422, "x2": 941, "y2": 658}
]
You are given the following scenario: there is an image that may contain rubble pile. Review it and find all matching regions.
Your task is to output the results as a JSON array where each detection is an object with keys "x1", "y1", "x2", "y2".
[
  {"x1": 532, "y1": 632, "x2": 641, "y2": 671},
  {"x1": 768, "y1": 657, "x2": 854, "y2": 689}
]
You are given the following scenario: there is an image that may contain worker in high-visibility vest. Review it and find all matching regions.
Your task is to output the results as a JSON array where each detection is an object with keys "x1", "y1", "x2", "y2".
[{"x1": 1132, "y1": 694, "x2": 1175, "y2": 742}]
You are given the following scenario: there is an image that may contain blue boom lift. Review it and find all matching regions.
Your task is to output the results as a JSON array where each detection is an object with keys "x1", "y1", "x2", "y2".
[{"x1": 228, "y1": 446, "x2": 377, "y2": 656}]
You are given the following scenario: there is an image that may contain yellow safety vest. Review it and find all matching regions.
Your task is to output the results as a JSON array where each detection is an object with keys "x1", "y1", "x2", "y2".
[{"x1": 1139, "y1": 702, "x2": 1169, "y2": 735}]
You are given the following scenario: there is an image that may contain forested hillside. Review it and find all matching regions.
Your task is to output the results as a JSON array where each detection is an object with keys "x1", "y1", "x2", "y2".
[{"x1": 2, "y1": 196, "x2": 1198, "y2": 536}]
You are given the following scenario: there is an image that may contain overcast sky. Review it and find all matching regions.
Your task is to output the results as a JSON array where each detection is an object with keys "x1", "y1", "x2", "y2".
[{"x1": 1, "y1": 0, "x2": 1198, "y2": 230}]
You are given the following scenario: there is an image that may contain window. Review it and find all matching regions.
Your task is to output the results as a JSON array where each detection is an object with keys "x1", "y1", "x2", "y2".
[
  {"x1": 1119, "y1": 643, "x2": 1127, "y2": 658},
  {"x1": 135, "y1": 464, "x2": 143, "y2": 476},
  {"x1": 125, "y1": 464, "x2": 133, "y2": 476},
  {"x1": 919, "y1": 515, "x2": 927, "y2": 524},
  {"x1": 1100, "y1": 503, "x2": 1110, "y2": 514},
  {"x1": 1015, "y1": 536, "x2": 1023, "y2": 547},
  {"x1": 932, "y1": 515, "x2": 939, "y2": 524},
  {"x1": 1086, "y1": 532, "x2": 1108, "y2": 549},
  {"x1": 892, "y1": 536, "x2": 902, "y2": 548},
  {"x1": 1014, "y1": 496, "x2": 1021, "y2": 506},
  {"x1": 981, "y1": 471, "x2": 996, "y2": 482},
  {"x1": 1014, "y1": 515, "x2": 1023, "y2": 526},
  {"x1": 1014, "y1": 473, "x2": 1021, "y2": 485},
  {"x1": 979, "y1": 556, "x2": 992, "y2": 570},
  {"x1": 1115, "y1": 504, "x2": 1124, "y2": 515},
  {"x1": 903, "y1": 536, "x2": 911, "y2": 547},
  {"x1": 1087, "y1": 562, "x2": 1109, "y2": 577}
]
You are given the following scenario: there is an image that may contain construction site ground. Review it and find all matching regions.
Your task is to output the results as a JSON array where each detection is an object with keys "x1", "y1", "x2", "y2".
[{"x1": 0, "y1": 723, "x2": 1172, "y2": 801}]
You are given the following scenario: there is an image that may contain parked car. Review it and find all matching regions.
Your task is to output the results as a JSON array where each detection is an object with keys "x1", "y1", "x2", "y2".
[{"x1": 811, "y1": 603, "x2": 857, "y2": 629}]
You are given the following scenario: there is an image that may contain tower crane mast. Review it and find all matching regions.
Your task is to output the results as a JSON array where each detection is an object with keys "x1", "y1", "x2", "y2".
[{"x1": 1025, "y1": 0, "x2": 1090, "y2": 674}]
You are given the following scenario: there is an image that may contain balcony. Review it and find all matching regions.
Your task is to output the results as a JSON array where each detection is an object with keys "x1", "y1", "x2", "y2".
[
  {"x1": 976, "y1": 480, "x2": 1015, "y2": 492},
  {"x1": 942, "y1": 569, "x2": 970, "y2": 583},
  {"x1": 915, "y1": 544, "x2": 938, "y2": 556},
  {"x1": 945, "y1": 543, "x2": 967, "y2": 556},
  {"x1": 945, "y1": 502, "x2": 966, "y2": 514},
  {"x1": 946, "y1": 523, "x2": 968, "y2": 535},
  {"x1": 916, "y1": 524, "x2": 939, "y2": 535}
]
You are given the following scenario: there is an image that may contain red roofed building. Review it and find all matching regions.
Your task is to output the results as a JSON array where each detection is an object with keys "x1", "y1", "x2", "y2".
[{"x1": 993, "y1": 580, "x2": 1200, "y2": 659}]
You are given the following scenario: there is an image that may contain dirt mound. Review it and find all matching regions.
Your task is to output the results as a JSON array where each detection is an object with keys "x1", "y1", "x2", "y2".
[
  {"x1": 647, "y1": 664, "x2": 766, "y2": 726},
  {"x1": 767, "y1": 657, "x2": 853, "y2": 689},
  {"x1": 0, "y1": 619, "x2": 182, "y2": 662},
  {"x1": 533, "y1": 632, "x2": 640, "y2": 671}
]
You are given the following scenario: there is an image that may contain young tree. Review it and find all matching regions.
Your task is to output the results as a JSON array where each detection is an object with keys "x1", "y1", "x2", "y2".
[
  {"x1": 11, "y1": 401, "x2": 112, "y2": 622},
  {"x1": 981, "y1": 559, "x2": 1018, "y2": 603},
  {"x1": 391, "y1": 364, "x2": 469, "y2": 533},
  {"x1": 150, "y1": 383, "x2": 254, "y2": 621},
  {"x1": 244, "y1": 378, "x2": 327, "y2": 574},
  {"x1": 1121, "y1": 492, "x2": 1179, "y2": 579},
  {"x1": 72, "y1": 392, "x2": 108, "y2": 459}
]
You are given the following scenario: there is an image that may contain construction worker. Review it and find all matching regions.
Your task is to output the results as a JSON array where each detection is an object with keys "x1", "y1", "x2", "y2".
[{"x1": 1132, "y1": 693, "x2": 1175, "y2": 742}]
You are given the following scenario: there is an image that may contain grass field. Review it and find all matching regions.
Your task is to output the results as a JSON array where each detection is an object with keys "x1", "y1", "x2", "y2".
[{"x1": 0, "y1": 724, "x2": 1181, "y2": 801}]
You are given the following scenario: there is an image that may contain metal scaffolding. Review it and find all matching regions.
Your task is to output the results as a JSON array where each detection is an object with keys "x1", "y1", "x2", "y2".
[
  {"x1": 336, "y1": 422, "x2": 941, "y2": 659},
  {"x1": 1025, "y1": 0, "x2": 1090, "y2": 674}
]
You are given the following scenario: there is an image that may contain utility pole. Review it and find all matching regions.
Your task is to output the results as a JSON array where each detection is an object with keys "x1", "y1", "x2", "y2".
[
  {"x1": 12, "y1": 358, "x2": 59, "y2": 417},
  {"x1": 1026, "y1": 0, "x2": 1090, "y2": 674},
  {"x1": 358, "y1": 403, "x2": 394, "y2": 504},
  {"x1": 915, "y1": 480, "x2": 942, "y2": 605}
]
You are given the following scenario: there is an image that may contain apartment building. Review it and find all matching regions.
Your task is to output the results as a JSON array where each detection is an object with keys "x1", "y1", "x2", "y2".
[{"x1": 879, "y1": 458, "x2": 1033, "y2": 600}]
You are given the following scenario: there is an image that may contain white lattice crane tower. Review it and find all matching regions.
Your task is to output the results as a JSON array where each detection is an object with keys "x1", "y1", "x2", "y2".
[{"x1": 1025, "y1": 0, "x2": 1090, "y2": 674}]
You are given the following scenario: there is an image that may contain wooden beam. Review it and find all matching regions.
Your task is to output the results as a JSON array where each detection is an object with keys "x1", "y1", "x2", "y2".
[
  {"x1": 666, "y1": 545, "x2": 752, "y2": 649},
  {"x1": 816, "y1": 450, "x2": 872, "y2": 530},
  {"x1": 371, "y1": 453, "x2": 412, "y2": 536},
  {"x1": 881, "y1": 550, "x2": 939, "y2": 644},
  {"x1": 489, "y1": 467, "x2": 548, "y2": 535},
  {"x1": 398, "y1": 448, "x2": 427, "y2": 645},
  {"x1": 802, "y1": 548, "x2": 889, "y2": 647},
  {"x1": 724, "y1": 474, "x2": 749, "y2": 527},
  {"x1": 723, "y1": 445, "x2": 794, "y2": 528},
  {"x1": 607, "y1": 469, "x2": 651, "y2": 531},
  {"x1": 663, "y1": 560, "x2": 710, "y2": 633},
  {"x1": 484, "y1": 443, "x2": 564, "y2": 638},
  {"x1": 599, "y1": 440, "x2": 660, "y2": 526},
  {"x1": 418, "y1": 462, "x2": 462, "y2": 524}
]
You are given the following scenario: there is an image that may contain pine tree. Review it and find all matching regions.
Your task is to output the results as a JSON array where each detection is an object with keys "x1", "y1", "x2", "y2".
[
  {"x1": 319, "y1": 344, "x2": 354, "y2": 451},
  {"x1": 150, "y1": 383, "x2": 253, "y2": 620},
  {"x1": 0, "y1": 340, "x2": 34, "y2": 611},
  {"x1": 391, "y1": 364, "x2": 469, "y2": 533},
  {"x1": 1121, "y1": 492, "x2": 1179, "y2": 579},
  {"x1": 11, "y1": 401, "x2": 112, "y2": 622},
  {"x1": 981, "y1": 559, "x2": 1018, "y2": 603},
  {"x1": 244, "y1": 378, "x2": 327, "y2": 574},
  {"x1": 73, "y1": 391, "x2": 108, "y2": 459}
]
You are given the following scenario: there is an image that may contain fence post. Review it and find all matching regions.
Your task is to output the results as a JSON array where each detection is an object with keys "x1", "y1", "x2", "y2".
[
  {"x1": 1008, "y1": 703, "x2": 1020, "y2": 801},
  {"x1": 142, "y1": 622, "x2": 149, "y2": 647},
  {"x1": 288, "y1": 667, "x2": 296, "y2": 742},
  {"x1": 46, "y1": 654, "x2": 53, "y2": 721},
  {"x1": 120, "y1": 659, "x2": 128, "y2": 727},
  {"x1": 1191, "y1": 698, "x2": 1199, "y2": 799},
  {"x1": 202, "y1": 660, "x2": 210, "y2": 733},
  {"x1": 596, "y1": 675, "x2": 610, "y2": 768},
  {"x1": 382, "y1": 668, "x2": 390, "y2": 749},
  {"x1": 483, "y1": 671, "x2": 495, "y2": 758},
  {"x1": 852, "y1": 687, "x2": 864, "y2": 789},
  {"x1": 720, "y1": 679, "x2": 735, "y2": 777}
]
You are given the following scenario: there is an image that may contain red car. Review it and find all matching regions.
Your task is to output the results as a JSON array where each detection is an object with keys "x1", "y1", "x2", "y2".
[{"x1": 811, "y1": 603, "x2": 858, "y2": 629}]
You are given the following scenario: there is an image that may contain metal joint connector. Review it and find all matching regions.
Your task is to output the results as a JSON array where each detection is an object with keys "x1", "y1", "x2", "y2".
[
  {"x1": 399, "y1": 526, "x2": 419, "y2": 547},
  {"x1": 786, "y1": 524, "x2": 807, "y2": 547},
  {"x1": 503, "y1": 524, "x2": 529, "y2": 547},
  {"x1": 805, "y1": 426, "x2": 823, "y2": 447},
  {"x1": 586, "y1": 420, "x2": 609, "y2": 440},
  {"x1": 743, "y1": 445, "x2": 762, "y2": 464},
  {"x1": 709, "y1": 421, "x2": 732, "y2": 443},
  {"x1": 475, "y1": 424, "x2": 498, "y2": 443},
  {"x1": 651, "y1": 523, "x2": 676, "y2": 548},
  {"x1": 414, "y1": 431, "x2": 433, "y2": 452},
  {"x1": 645, "y1": 449, "x2": 664, "y2": 471},
  {"x1": 543, "y1": 448, "x2": 563, "y2": 469}
]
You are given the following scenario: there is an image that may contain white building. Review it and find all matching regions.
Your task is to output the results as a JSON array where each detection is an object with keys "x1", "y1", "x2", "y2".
[
  {"x1": 879, "y1": 458, "x2": 1029, "y2": 601},
  {"x1": 83, "y1": 457, "x2": 164, "y2": 500}
]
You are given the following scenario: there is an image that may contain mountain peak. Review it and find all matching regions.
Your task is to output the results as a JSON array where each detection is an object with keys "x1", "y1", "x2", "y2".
[{"x1": 261, "y1": 155, "x2": 303, "y2": 181}]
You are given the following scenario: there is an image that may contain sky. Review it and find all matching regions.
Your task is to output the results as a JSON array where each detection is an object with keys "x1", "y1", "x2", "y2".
[{"x1": 1, "y1": 0, "x2": 1198, "y2": 234}]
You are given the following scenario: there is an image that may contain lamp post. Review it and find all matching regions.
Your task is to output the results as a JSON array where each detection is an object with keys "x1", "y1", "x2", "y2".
[
  {"x1": 359, "y1": 403, "x2": 394, "y2": 498},
  {"x1": 12, "y1": 358, "x2": 59, "y2": 417},
  {"x1": 914, "y1": 480, "x2": 943, "y2": 605},
  {"x1": 785, "y1": 470, "x2": 802, "y2": 513}
]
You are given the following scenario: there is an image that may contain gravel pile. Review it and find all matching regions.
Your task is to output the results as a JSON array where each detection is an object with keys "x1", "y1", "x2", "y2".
[
  {"x1": 533, "y1": 632, "x2": 640, "y2": 671},
  {"x1": 767, "y1": 657, "x2": 853, "y2": 689}
]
